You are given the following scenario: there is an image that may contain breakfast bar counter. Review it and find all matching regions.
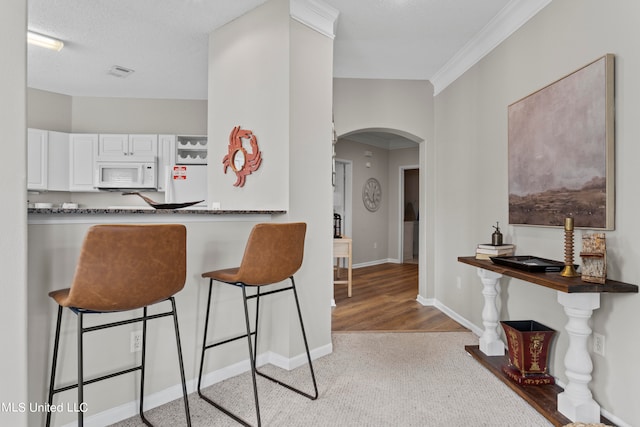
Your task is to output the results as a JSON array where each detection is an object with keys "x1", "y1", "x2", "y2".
[{"x1": 28, "y1": 207, "x2": 286, "y2": 224}]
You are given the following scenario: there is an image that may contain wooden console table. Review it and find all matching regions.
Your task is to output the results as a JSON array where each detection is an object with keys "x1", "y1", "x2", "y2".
[{"x1": 458, "y1": 256, "x2": 637, "y2": 425}]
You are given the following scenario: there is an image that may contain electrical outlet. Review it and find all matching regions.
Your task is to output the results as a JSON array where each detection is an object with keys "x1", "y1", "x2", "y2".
[
  {"x1": 593, "y1": 332, "x2": 605, "y2": 356},
  {"x1": 130, "y1": 330, "x2": 143, "y2": 353},
  {"x1": 456, "y1": 276, "x2": 462, "y2": 289},
  {"x1": 373, "y1": 242, "x2": 377, "y2": 249}
]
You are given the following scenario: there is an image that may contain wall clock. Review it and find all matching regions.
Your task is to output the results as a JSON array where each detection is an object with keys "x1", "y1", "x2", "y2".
[
  {"x1": 222, "y1": 126, "x2": 262, "y2": 187},
  {"x1": 363, "y1": 178, "x2": 382, "y2": 212}
]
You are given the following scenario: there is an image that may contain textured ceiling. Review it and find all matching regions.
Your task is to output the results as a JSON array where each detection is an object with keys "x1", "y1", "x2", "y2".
[{"x1": 27, "y1": 0, "x2": 512, "y2": 100}]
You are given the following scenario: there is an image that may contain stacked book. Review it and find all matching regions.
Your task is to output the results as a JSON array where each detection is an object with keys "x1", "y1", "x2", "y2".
[{"x1": 475, "y1": 243, "x2": 515, "y2": 260}]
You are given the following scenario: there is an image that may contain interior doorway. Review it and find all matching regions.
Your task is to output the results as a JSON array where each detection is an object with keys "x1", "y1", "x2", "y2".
[
  {"x1": 400, "y1": 167, "x2": 419, "y2": 264},
  {"x1": 333, "y1": 159, "x2": 352, "y2": 240}
]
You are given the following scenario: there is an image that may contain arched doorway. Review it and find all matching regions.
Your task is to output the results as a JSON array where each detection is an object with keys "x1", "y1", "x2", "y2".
[{"x1": 333, "y1": 129, "x2": 421, "y2": 268}]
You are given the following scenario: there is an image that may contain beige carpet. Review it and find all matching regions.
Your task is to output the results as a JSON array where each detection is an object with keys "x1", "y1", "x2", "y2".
[{"x1": 111, "y1": 332, "x2": 552, "y2": 426}]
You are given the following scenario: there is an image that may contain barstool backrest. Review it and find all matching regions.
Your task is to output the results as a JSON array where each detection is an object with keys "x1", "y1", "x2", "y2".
[
  {"x1": 236, "y1": 222, "x2": 306, "y2": 285},
  {"x1": 63, "y1": 224, "x2": 187, "y2": 311}
]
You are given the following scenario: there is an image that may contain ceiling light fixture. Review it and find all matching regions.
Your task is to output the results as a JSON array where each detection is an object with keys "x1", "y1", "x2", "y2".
[{"x1": 27, "y1": 31, "x2": 64, "y2": 51}]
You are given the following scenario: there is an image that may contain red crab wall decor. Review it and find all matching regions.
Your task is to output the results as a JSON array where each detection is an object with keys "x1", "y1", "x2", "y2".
[{"x1": 222, "y1": 126, "x2": 262, "y2": 187}]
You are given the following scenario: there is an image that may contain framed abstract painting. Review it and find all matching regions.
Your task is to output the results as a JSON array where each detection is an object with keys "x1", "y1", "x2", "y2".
[{"x1": 508, "y1": 54, "x2": 615, "y2": 229}]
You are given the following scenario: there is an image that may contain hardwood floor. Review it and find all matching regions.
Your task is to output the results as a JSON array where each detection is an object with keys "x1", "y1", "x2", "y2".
[{"x1": 332, "y1": 262, "x2": 468, "y2": 332}]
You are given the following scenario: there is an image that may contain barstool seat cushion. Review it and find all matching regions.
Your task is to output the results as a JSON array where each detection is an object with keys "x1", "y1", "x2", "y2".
[
  {"x1": 201, "y1": 267, "x2": 241, "y2": 284},
  {"x1": 48, "y1": 224, "x2": 186, "y2": 312},
  {"x1": 201, "y1": 222, "x2": 305, "y2": 286}
]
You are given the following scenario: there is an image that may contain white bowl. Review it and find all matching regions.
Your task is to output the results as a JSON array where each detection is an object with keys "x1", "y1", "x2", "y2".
[{"x1": 35, "y1": 202, "x2": 53, "y2": 208}]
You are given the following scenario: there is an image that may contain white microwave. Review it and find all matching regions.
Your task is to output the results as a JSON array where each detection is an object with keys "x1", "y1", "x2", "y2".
[{"x1": 96, "y1": 158, "x2": 157, "y2": 190}]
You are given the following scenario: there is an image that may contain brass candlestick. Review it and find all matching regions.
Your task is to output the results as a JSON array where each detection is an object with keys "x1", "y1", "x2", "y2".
[{"x1": 561, "y1": 217, "x2": 580, "y2": 277}]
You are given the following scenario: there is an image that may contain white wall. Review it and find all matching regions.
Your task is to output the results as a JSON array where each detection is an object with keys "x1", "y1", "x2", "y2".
[
  {"x1": 208, "y1": 0, "x2": 289, "y2": 211},
  {"x1": 0, "y1": 1, "x2": 29, "y2": 426},
  {"x1": 288, "y1": 15, "x2": 334, "y2": 354},
  {"x1": 28, "y1": 89, "x2": 207, "y2": 135},
  {"x1": 71, "y1": 97, "x2": 207, "y2": 135},
  {"x1": 27, "y1": 89, "x2": 72, "y2": 132},
  {"x1": 436, "y1": 1, "x2": 640, "y2": 425}
]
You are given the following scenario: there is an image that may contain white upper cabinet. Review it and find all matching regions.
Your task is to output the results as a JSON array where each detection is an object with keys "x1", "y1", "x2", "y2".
[
  {"x1": 27, "y1": 129, "x2": 71, "y2": 192},
  {"x1": 97, "y1": 134, "x2": 128, "y2": 157},
  {"x1": 98, "y1": 134, "x2": 158, "y2": 158},
  {"x1": 129, "y1": 134, "x2": 158, "y2": 157},
  {"x1": 70, "y1": 134, "x2": 99, "y2": 192},
  {"x1": 47, "y1": 131, "x2": 70, "y2": 191},
  {"x1": 27, "y1": 128, "x2": 48, "y2": 190}
]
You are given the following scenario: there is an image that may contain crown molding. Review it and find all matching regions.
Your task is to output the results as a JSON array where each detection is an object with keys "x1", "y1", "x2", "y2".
[
  {"x1": 290, "y1": 0, "x2": 339, "y2": 39},
  {"x1": 430, "y1": 0, "x2": 552, "y2": 96}
]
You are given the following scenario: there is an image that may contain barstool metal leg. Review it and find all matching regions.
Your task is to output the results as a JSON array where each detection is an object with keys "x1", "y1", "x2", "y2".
[
  {"x1": 197, "y1": 280, "x2": 214, "y2": 394},
  {"x1": 139, "y1": 307, "x2": 151, "y2": 427},
  {"x1": 46, "y1": 306, "x2": 63, "y2": 427},
  {"x1": 198, "y1": 281, "x2": 256, "y2": 426},
  {"x1": 170, "y1": 297, "x2": 192, "y2": 426},
  {"x1": 242, "y1": 285, "x2": 262, "y2": 427},
  {"x1": 253, "y1": 277, "x2": 318, "y2": 400},
  {"x1": 253, "y1": 287, "x2": 261, "y2": 370},
  {"x1": 78, "y1": 311, "x2": 85, "y2": 427},
  {"x1": 290, "y1": 277, "x2": 318, "y2": 399}
]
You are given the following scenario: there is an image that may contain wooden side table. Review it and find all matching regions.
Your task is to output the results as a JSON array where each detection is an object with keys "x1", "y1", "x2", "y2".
[{"x1": 333, "y1": 237, "x2": 353, "y2": 297}]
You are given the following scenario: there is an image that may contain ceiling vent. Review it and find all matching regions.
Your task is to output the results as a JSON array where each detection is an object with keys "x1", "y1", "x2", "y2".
[{"x1": 108, "y1": 65, "x2": 135, "y2": 78}]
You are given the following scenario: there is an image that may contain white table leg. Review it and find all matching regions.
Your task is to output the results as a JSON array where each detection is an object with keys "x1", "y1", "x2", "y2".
[
  {"x1": 557, "y1": 292, "x2": 601, "y2": 423},
  {"x1": 477, "y1": 268, "x2": 505, "y2": 356}
]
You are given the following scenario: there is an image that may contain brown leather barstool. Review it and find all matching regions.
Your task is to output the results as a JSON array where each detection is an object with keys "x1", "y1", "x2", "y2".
[
  {"x1": 197, "y1": 222, "x2": 318, "y2": 427},
  {"x1": 46, "y1": 224, "x2": 191, "y2": 427}
]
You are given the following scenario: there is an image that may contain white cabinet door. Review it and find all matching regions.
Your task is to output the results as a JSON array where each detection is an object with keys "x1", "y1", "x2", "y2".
[
  {"x1": 70, "y1": 134, "x2": 98, "y2": 191},
  {"x1": 98, "y1": 134, "x2": 128, "y2": 157},
  {"x1": 157, "y1": 134, "x2": 176, "y2": 192},
  {"x1": 27, "y1": 128, "x2": 48, "y2": 190},
  {"x1": 129, "y1": 134, "x2": 158, "y2": 157},
  {"x1": 47, "y1": 131, "x2": 70, "y2": 191},
  {"x1": 98, "y1": 134, "x2": 158, "y2": 158}
]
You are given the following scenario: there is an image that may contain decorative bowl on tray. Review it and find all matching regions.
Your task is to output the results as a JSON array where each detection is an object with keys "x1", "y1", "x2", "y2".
[{"x1": 122, "y1": 192, "x2": 204, "y2": 210}]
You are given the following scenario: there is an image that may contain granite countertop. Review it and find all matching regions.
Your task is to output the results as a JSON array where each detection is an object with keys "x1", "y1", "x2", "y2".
[{"x1": 28, "y1": 207, "x2": 286, "y2": 215}]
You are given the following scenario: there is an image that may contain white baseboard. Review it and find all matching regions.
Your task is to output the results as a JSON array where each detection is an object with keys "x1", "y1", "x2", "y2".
[
  {"x1": 416, "y1": 296, "x2": 483, "y2": 338},
  {"x1": 352, "y1": 258, "x2": 398, "y2": 269},
  {"x1": 415, "y1": 294, "x2": 435, "y2": 306},
  {"x1": 64, "y1": 342, "x2": 333, "y2": 427}
]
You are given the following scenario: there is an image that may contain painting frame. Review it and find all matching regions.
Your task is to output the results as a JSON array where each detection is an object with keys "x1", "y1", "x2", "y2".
[{"x1": 508, "y1": 54, "x2": 615, "y2": 230}]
